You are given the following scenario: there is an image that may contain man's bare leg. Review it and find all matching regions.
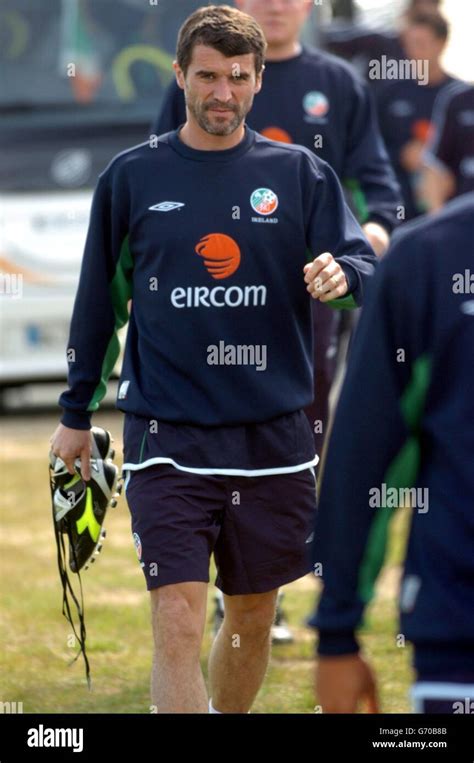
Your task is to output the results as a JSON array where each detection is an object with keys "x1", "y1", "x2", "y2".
[
  {"x1": 208, "y1": 588, "x2": 278, "y2": 713},
  {"x1": 150, "y1": 581, "x2": 208, "y2": 713}
]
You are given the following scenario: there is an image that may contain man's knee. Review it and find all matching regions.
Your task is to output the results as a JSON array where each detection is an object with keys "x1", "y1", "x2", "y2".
[
  {"x1": 150, "y1": 583, "x2": 206, "y2": 656},
  {"x1": 223, "y1": 590, "x2": 278, "y2": 639}
]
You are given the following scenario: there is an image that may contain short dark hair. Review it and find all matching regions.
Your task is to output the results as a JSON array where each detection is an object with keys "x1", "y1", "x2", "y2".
[
  {"x1": 409, "y1": 0, "x2": 441, "y2": 8},
  {"x1": 408, "y1": 11, "x2": 450, "y2": 41},
  {"x1": 176, "y1": 5, "x2": 267, "y2": 76}
]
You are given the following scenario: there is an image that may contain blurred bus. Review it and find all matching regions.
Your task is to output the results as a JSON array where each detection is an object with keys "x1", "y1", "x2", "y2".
[{"x1": 0, "y1": 0, "x2": 202, "y2": 400}]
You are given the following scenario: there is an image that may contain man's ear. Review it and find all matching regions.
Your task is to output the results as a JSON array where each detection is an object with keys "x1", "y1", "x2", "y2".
[
  {"x1": 255, "y1": 67, "x2": 264, "y2": 94},
  {"x1": 173, "y1": 61, "x2": 185, "y2": 90}
]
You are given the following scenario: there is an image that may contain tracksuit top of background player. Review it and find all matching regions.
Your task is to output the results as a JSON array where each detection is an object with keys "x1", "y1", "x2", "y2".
[
  {"x1": 309, "y1": 193, "x2": 474, "y2": 676},
  {"x1": 376, "y1": 73, "x2": 457, "y2": 219},
  {"x1": 152, "y1": 45, "x2": 401, "y2": 234},
  {"x1": 59, "y1": 128, "x2": 376, "y2": 470},
  {"x1": 427, "y1": 83, "x2": 474, "y2": 200}
]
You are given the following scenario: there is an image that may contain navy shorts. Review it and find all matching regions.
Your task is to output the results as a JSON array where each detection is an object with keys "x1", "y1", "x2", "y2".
[{"x1": 124, "y1": 464, "x2": 317, "y2": 595}]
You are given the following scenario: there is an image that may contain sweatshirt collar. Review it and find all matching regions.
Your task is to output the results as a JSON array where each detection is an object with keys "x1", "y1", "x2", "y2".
[{"x1": 168, "y1": 124, "x2": 255, "y2": 162}]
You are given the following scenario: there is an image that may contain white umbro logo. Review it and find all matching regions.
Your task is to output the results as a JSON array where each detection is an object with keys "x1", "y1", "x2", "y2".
[
  {"x1": 461, "y1": 300, "x2": 474, "y2": 315},
  {"x1": 118, "y1": 380, "x2": 130, "y2": 399},
  {"x1": 149, "y1": 201, "x2": 185, "y2": 212}
]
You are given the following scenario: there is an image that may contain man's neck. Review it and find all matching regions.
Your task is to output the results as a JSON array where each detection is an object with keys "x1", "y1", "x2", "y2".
[
  {"x1": 427, "y1": 63, "x2": 447, "y2": 86},
  {"x1": 265, "y1": 41, "x2": 302, "y2": 62},
  {"x1": 178, "y1": 120, "x2": 246, "y2": 151}
]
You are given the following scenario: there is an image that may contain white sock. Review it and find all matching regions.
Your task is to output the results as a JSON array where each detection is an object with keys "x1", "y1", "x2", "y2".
[{"x1": 209, "y1": 699, "x2": 222, "y2": 714}]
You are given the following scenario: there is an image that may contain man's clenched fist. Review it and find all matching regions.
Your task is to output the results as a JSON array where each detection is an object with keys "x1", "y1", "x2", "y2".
[{"x1": 304, "y1": 252, "x2": 348, "y2": 302}]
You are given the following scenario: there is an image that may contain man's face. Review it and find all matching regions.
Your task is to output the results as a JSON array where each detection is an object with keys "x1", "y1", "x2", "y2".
[
  {"x1": 175, "y1": 45, "x2": 262, "y2": 136},
  {"x1": 236, "y1": 0, "x2": 312, "y2": 48},
  {"x1": 403, "y1": 24, "x2": 445, "y2": 65}
]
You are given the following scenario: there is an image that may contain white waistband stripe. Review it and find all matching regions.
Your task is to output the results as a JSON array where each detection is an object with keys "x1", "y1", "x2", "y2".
[{"x1": 121, "y1": 455, "x2": 319, "y2": 478}]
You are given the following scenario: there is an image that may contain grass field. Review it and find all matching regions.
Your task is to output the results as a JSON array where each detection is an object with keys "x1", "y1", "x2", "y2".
[{"x1": 0, "y1": 411, "x2": 414, "y2": 713}]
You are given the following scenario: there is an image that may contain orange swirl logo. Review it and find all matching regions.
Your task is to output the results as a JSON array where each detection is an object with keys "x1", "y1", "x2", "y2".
[{"x1": 195, "y1": 233, "x2": 241, "y2": 280}]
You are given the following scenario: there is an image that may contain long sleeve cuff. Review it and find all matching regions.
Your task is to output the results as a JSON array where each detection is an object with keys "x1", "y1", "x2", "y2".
[
  {"x1": 341, "y1": 263, "x2": 358, "y2": 294},
  {"x1": 317, "y1": 630, "x2": 360, "y2": 657},
  {"x1": 61, "y1": 409, "x2": 92, "y2": 430}
]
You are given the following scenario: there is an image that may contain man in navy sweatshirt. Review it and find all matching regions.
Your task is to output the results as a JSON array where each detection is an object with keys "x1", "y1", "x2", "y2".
[
  {"x1": 310, "y1": 193, "x2": 474, "y2": 713},
  {"x1": 324, "y1": 0, "x2": 442, "y2": 91},
  {"x1": 375, "y1": 11, "x2": 457, "y2": 220},
  {"x1": 51, "y1": 5, "x2": 376, "y2": 714},
  {"x1": 152, "y1": 0, "x2": 401, "y2": 464},
  {"x1": 423, "y1": 83, "x2": 474, "y2": 211}
]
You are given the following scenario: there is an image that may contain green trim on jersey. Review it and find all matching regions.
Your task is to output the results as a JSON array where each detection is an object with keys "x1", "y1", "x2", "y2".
[
  {"x1": 357, "y1": 354, "x2": 432, "y2": 604},
  {"x1": 326, "y1": 293, "x2": 358, "y2": 310},
  {"x1": 343, "y1": 178, "x2": 370, "y2": 224},
  {"x1": 87, "y1": 235, "x2": 133, "y2": 412}
]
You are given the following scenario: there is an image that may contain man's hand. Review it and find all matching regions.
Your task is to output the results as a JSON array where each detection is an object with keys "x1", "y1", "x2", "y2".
[
  {"x1": 362, "y1": 222, "x2": 390, "y2": 258},
  {"x1": 316, "y1": 653, "x2": 379, "y2": 713},
  {"x1": 399, "y1": 138, "x2": 424, "y2": 173},
  {"x1": 421, "y1": 163, "x2": 455, "y2": 213},
  {"x1": 304, "y1": 252, "x2": 348, "y2": 302},
  {"x1": 50, "y1": 424, "x2": 92, "y2": 482}
]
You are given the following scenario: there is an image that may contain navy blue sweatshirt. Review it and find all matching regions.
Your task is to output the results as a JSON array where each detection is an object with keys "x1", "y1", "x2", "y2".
[
  {"x1": 152, "y1": 46, "x2": 401, "y2": 232},
  {"x1": 309, "y1": 193, "x2": 474, "y2": 675},
  {"x1": 59, "y1": 128, "x2": 376, "y2": 449}
]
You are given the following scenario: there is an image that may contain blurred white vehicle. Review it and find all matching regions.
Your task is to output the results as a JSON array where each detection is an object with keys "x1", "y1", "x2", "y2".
[
  {"x1": 0, "y1": 193, "x2": 92, "y2": 386},
  {"x1": 0, "y1": 0, "x2": 198, "y2": 397}
]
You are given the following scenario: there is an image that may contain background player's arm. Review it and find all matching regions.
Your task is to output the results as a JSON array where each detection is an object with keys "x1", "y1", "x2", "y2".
[
  {"x1": 361, "y1": 221, "x2": 390, "y2": 258},
  {"x1": 421, "y1": 85, "x2": 459, "y2": 211},
  {"x1": 341, "y1": 73, "x2": 402, "y2": 256},
  {"x1": 421, "y1": 161, "x2": 456, "y2": 211},
  {"x1": 309, "y1": 236, "x2": 427, "y2": 712}
]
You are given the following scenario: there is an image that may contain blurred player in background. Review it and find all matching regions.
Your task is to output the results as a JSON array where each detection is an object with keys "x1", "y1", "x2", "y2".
[
  {"x1": 324, "y1": 0, "x2": 442, "y2": 90},
  {"x1": 309, "y1": 192, "x2": 474, "y2": 713},
  {"x1": 422, "y1": 83, "x2": 474, "y2": 210},
  {"x1": 152, "y1": 0, "x2": 401, "y2": 641},
  {"x1": 376, "y1": 11, "x2": 457, "y2": 219}
]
